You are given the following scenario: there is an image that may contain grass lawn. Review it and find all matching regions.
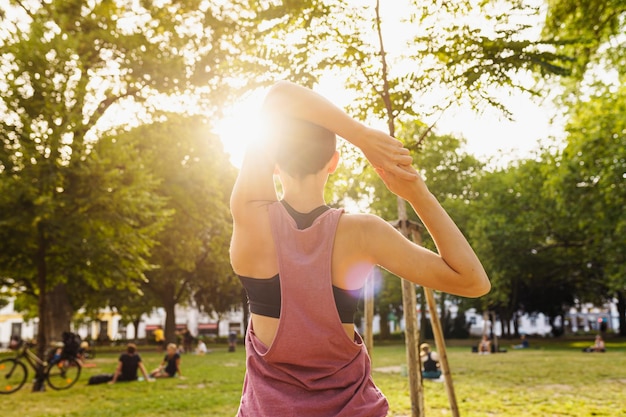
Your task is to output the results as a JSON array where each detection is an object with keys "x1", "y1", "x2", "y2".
[{"x1": 4, "y1": 337, "x2": 625, "y2": 417}]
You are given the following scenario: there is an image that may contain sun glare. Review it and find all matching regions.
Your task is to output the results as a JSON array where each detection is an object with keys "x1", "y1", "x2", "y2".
[{"x1": 216, "y1": 88, "x2": 269, "y2": 169}]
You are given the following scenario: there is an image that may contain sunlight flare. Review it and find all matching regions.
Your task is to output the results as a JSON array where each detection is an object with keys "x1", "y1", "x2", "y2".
[{"x1": 216, "y1": 88, "x2": 268, "y2": 169}]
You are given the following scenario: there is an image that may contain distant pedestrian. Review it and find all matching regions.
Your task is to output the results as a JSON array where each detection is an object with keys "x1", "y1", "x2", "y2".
[
  {"x1": 180, "y1": 326, "x2": 194, "y2": 353},
  {"x1": 228, "y1": 331, "x2": 237, "y2": 352},
  {"x1": 153, "y1": 325, "x2": 165, "y2": 352}
]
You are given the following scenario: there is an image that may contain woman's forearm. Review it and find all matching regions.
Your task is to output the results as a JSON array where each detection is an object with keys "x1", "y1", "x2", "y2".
[
  {"x1": 262, "y1": 81, "x2": 415, "y2": 179},
  {"x1": 407, "y1": 189, "x2": 490, "y2": 295},
  {"x1": 262, "y1": 81, "x2": 366, "y2": 145}
]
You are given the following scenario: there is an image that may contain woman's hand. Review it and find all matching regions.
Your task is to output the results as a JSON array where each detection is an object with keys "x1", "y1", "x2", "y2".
[
  {"x1": 359, "y1": 128, "x2": 416, "y2": 181},
  {"x1": 375, "y1": 164, "x2": 427, "y2": 203}
]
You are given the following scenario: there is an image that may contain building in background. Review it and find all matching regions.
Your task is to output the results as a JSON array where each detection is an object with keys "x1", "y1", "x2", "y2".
[
  {"x1": 0, "y1": 294, "x2": 620, "y2": 348},
  {"x1": 0, "y1": 295, "x2": 245, "y2": 348}
]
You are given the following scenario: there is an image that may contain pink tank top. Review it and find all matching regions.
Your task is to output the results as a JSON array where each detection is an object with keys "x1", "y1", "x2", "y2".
[{"x1": 237, "y1": 202, "x2": 388, "y2": 417}]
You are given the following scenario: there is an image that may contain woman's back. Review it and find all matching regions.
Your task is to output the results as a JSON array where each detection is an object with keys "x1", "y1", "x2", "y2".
[
  {"x1": 237, "y1": 202, "x2": 389, "y2": 417},
  {"x1": 230, "y1": 80, "x2": 490, "y2": 416}
]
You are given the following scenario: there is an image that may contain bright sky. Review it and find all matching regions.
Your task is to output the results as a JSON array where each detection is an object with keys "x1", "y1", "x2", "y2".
[
  {"x1": 1, "y1": 0, "x2": 564, "y2": 168},
  {"x1": 216, "y1": 78, "x2": 564, "y2": 170},
  {"x1": 216, "y1": 0, "x2": 565, "y2": 169}
]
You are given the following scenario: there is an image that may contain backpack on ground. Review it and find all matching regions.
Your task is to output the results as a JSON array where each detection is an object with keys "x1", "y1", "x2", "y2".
[{"x1": 88, "y1": 374, "x2": 114, "y2": 385}]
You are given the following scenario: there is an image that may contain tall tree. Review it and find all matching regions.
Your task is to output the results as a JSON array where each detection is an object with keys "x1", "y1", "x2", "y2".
[
  {"x1": 548, "y1": 85, "x2": 626, "y2": 335},
  {"x1": 125, "y1": 114, "x2": 237, "y2": 344},
  {"x1": 542, "y1": 0, "x2": 625, "y2": 334},
  {"x1": 0, "y1": 0, "x2": 248, "y2": 360}
]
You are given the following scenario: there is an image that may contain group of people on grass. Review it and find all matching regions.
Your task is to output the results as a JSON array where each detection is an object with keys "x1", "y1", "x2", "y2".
[
  {"x1": 474, "y1": 333, "x2": 606, "y2": 354},
  {"x1": 88, "y1": 342, "x2": 183, "y2": 385}
]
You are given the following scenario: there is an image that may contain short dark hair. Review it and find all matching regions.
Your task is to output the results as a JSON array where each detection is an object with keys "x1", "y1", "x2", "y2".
[
  {"x1": 126, "y1": 343, "x2": 137, "y2": 354},
  {"x1": 272, "y1": 117, "x2": 336, "y2": 177}
]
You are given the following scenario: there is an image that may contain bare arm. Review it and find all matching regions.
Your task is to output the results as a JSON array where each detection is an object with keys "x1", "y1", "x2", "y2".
[
  {"x1": 138, "y1": 362, "x2": 151, "y2": 381},
  {"x1": 261, "y1": 81, "x2": 415, "y2": 180},
  {"x1": 109, "y1": 361, "x2": 123, "y2": 384},
  {"x1": 231, "y1": 80, "x2": 415, "y2": 216},
  {"x1": 362, "y1": 166, "x2": 490, "y2": 297}
]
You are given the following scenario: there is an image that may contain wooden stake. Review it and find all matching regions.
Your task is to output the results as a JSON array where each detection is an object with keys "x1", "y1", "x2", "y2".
[
  {"x1": 398, "y1": 198, "x2": 424, "y2": 417},
  {"x1": 411, "y1": 228, "x2": 460, "y2": 416},
  {"x1": 424, "y1": 288, "x2": 460, "y2": 417},
  {"x1": 402, "y1": 277, "x2": 424, "y2": 416}
]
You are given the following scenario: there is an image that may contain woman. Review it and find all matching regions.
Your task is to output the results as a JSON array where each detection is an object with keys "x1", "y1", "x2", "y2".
[
  {"x1": 150, "y1": 343, "x2": 183, "y2": 378},
  {"x1": 230, "y1": 81, "x2": 490, "y2": 416}
]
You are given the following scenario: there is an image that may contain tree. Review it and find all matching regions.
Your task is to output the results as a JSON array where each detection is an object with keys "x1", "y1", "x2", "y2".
[
  {"x1": 548, "y1": 85, "x2": 626, "y2": 335},
  {"x1": 541, "y1": 1, "x2": 625, "y2": 334},
  {"x1": 542, "y1": 0, "x2": 626, "y2": 84},
  {"x1": 0, "y1": 119, "x2": 167, "y2": 358},
  {"x1": 0, "y1": 0, "x2": 250, "y2": 361},
  {"x1": 125, "y1": 114, "x2": 237, "y2": 344}
]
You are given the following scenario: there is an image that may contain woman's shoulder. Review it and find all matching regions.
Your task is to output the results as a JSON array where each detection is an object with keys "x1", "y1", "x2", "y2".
[
  {"x1": 338, "y1": 212, "x2": 401, "y2": 241},
  {"x1": 338, "y1": 211, "x2": 387, "y2": 228},
  {"x1": 335, "y1": 212, "x2": 399, "y2": 260}
]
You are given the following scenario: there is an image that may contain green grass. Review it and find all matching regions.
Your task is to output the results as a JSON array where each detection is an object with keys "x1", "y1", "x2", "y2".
[{"x1": 3, "y1": 338, "x2": 626, "y2": 417}]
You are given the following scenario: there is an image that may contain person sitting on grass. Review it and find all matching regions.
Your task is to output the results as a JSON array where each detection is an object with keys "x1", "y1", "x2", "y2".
[
  {"x1": 109, "y1": 343, "x2": 153, "y2": 384},
  {"x1": 582, "y1": 334, "x2": 606, "y2": 353},
  {"x1": 150, "y1": 343, "x2": 184, "y2": 378},
  {"x1": 196, "y1": 339, "x2": 208, "y2": 355},
  {"x1": 420, "y1": 343, "x2": 442, "y2": 380},
  {"x1": 512, "y1": 334, "x2": 530, "y2": 349},
  {"x1": 478, "y1": 334, "x2": 492, "y2": 354}
]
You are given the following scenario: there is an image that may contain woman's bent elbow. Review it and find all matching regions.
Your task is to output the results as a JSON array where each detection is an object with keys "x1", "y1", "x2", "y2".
[{"x1": 464, "y1": 275, "x2": 491, "y2": 298}]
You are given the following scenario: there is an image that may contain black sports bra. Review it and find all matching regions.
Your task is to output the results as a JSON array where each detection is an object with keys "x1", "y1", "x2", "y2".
[
  {"x1": 238, "y1": 200, "x2": 362, "y2": 324},
  {"x1": 238, "y1": 274, "x2": 361, "y2": 323}
]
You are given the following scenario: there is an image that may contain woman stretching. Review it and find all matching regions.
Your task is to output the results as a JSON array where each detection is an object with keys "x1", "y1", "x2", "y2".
[{"x1": 230, "y1": 81, "x2": 490, "y2": 416}]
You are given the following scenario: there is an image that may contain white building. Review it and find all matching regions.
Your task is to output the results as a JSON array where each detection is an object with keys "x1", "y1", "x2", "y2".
[
  {"x1": 1, "y1": 294, "x2": 620, "y2": 348},
  {"x1": 0, "y1": 295, "x2": 245, "y2": 348}
]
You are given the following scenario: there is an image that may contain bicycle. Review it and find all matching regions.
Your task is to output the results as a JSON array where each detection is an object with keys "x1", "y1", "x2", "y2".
[{"x1": 0, "y1": 337, "x2": 82, "y2": 394}]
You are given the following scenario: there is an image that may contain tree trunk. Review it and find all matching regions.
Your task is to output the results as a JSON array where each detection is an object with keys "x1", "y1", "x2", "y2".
[
  {"x1": 500, "y1": 313, "x2": 510, "y2": 338},
  {"x1": 378, "y1": 302, "x2": 390, "y2": 341},
  {"x1": 45, "y1": 283, "x2": 73, "y2": 343},
  {"x1": 364, "y1": 272, "x2": 374, "y2": 358},
  {"x1": 163, "y1": 297, "x2": 177, "y2": 344},
  {"x1": 425, "y1": 288, "x2": 460, "y2": 417},
  {"x1": 549, "y1": 315, "x2": 562, "y2": 337},
  {"x1": 133, "y1": 317, "x2": 141, "y2": 342},
  {"x1": 438, "y1": 293, "x2": 447, "y2": 337},
  {"x1": 419, "y1": 288, "x2": 428, "y2": 343},
  {"x1": 512, "y1": 312, "x2": 520, "y2": 337},
  {"x1": 34, "y1": 223, "x2": 47, "y2": 392}
]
